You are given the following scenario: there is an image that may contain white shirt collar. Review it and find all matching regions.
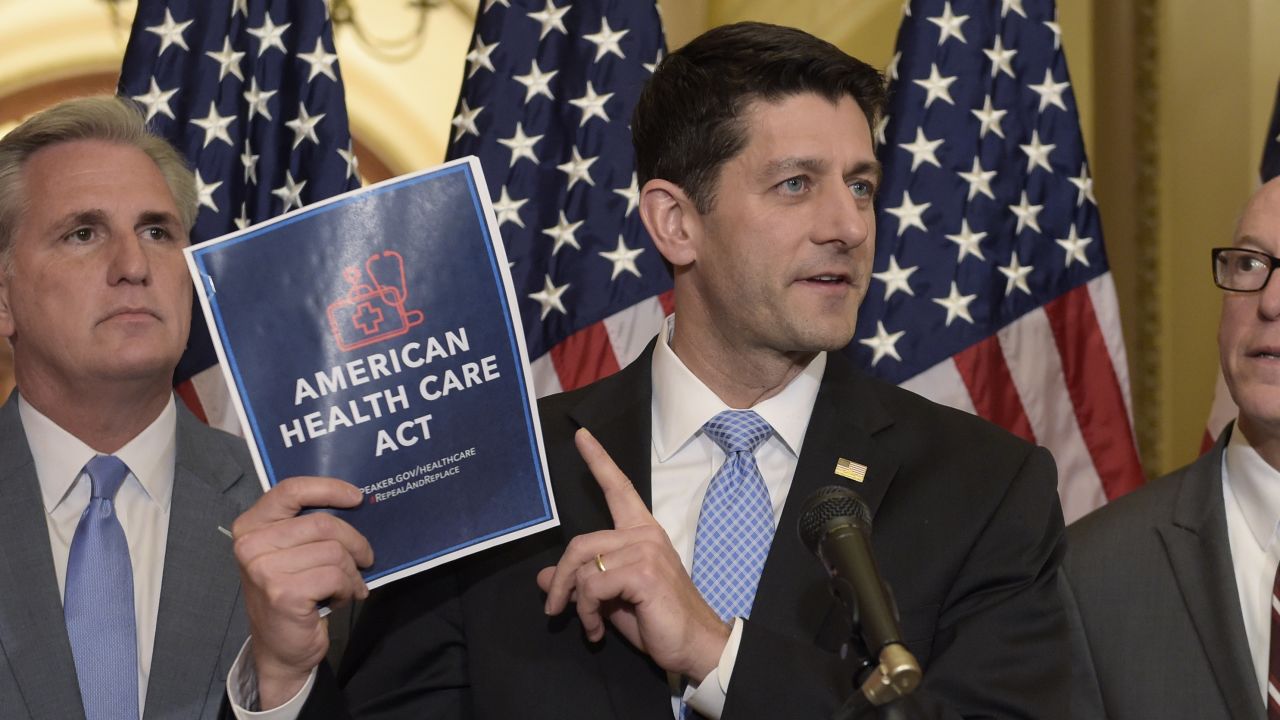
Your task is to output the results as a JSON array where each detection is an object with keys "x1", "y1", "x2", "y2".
[
  {"x1": 651, "y1": 315, "x2": 825, "y2": 462},
  {"x1": 20, "y1": 394, "x2": 178, "y2": 515},
  {"x1": 1224, "y1": 422, "x2": 1280, "y2": 554}
]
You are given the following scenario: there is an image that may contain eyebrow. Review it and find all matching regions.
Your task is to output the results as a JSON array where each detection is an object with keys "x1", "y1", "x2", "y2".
[
  {"x1": 850, "y1": 160, "x2": 884, "y2": 187},
  {"x1": 58, "y1": 209, "x2": 109, "y2": 229},
  {"x1": 137, "y1": 210, "x2": 182, "y2": 228},
  {"x1": 50, "y1": 209, "x2": 181, "y2": 231},
  {"x1": 761, "y1": 157, "x2": 829, "y2": 179},
  {"x1": 759, "y1": 157, "x2": 883, "y2": 186}
]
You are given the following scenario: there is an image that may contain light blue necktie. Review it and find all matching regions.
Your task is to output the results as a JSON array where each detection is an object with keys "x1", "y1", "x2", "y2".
[
  {"x1": 65, "y1": 454, "x2": 139, "y2": 720},
  {"x1": 691, "y1": 410, "x2": 776, "y2": 621},
  {"x1": 683, "y1": 411, "x2": 775, "y2": 719}
]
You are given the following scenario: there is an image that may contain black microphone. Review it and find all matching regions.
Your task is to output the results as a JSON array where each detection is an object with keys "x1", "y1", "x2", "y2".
[{"x1": 798, "y1": 485, "x2": 920, "y2": 706}]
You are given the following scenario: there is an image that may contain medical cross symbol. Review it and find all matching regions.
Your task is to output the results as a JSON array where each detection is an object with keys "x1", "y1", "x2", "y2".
[{"x1": 353, "y1": 302, "x2": 384, "y2": 335}]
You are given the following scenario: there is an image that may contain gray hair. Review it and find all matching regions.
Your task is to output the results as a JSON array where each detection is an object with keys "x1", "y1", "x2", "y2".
[{"x1": 0, "y1": 95, "x2": 197, "y2": 269}]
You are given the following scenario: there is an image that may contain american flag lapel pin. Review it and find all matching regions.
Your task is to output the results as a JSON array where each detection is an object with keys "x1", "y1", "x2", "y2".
[{"x1": 834, "y1": 458, "x2": 867, "y2": 483}]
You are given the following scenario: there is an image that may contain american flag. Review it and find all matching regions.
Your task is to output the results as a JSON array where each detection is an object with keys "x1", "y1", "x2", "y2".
[
  {"x1": 118, "y1": 0, "x2": 361, "y2": 432},
  {"x1": 848, "y1": 0, "x2": 1144, "y2": 521},
  {"x1": 446, "y1": 0, "x2": 672, "y2": 396},
  {"x1": 1202, "y1": 77, "x2": 1280, "y2": 449}
]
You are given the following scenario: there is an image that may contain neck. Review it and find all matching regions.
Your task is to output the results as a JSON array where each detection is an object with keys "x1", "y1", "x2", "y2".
[
  {"x1": 17, "y1": 372, "x2": 171, "y2": 454},
  {"x1": 669, "y1": 321, "x2": 815, "y2": 409},
  {"x1": 1237, "y1": 416, "x2": 1280, "y2": 472}
]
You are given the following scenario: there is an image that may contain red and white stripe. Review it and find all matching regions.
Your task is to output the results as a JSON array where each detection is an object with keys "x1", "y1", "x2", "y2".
[
  {"x1": 902, "y1": 274, "x2": 1144, "y2": 523},
  {"x1": 530, "y1": 291, "x2": 675, "y2": 396},
  {"x1": 1268, "y1": 566, "x2": 1280, "y2": 719},
  {"x1": 176, "y1": 366, "x2": 245, "y2": 436}
]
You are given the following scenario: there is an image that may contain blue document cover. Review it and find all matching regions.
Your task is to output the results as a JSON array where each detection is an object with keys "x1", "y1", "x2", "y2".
[{"x1": 185, "y1": 157, "x2": 558, "y2": 588}]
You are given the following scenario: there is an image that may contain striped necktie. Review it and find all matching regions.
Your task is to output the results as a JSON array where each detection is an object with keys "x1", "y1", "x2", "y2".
[{"x1": 1269, "y1": 560, "x2": 1280, "y2": 718}]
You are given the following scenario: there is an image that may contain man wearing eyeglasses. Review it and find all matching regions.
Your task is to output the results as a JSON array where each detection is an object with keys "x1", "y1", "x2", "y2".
[{"x1": 1063, "y1": 179, "x2": 1280, "y2": 720}]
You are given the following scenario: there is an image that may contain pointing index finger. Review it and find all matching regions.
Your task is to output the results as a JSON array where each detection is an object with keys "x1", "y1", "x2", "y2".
[{"x1": 575, "y1": 428, "x2": 651, "y2": 529}]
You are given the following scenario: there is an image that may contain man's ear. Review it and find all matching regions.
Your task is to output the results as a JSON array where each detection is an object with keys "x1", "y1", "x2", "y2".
[
  {"x1": 0, "y1": 267, "x2": 13, "y2": 340},
  {"x1": 638, "y1": 179, "x2": 701, "y2": 269}
]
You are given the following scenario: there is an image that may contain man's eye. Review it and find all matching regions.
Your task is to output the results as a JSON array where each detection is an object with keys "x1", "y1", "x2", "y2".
[
  {"x1": 779, "y1": 177, "x2": 807, "y2": 194},
  {"x1": 64, "y1": 227, "x2": 94, "y2": 243},
  {"x1": 144, "y1": 226, "x2": 171, "y2": 241},
  {"x1": 1237, "y1": 254, "x2": 1268, "y2": 272},
  {"x1": 850, "y1": 180, "x2": 875, "y2": 199}
]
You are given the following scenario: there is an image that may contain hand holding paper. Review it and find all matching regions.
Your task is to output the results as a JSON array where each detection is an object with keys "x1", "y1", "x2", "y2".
[
  {"x1": 536, "y1": 429, "x2": 730, "y2": 684},
  {"x1": 232, "y1": 477, "x2": 373, "y2": 710}
]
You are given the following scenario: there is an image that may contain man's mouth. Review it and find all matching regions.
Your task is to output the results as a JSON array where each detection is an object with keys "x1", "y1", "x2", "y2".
[
  {"x1": 801, "y1": 274, "x2": 851, "y2": 285},
  {"x1": 101, "y1": 307, "x2": 159, "y2": 322}
]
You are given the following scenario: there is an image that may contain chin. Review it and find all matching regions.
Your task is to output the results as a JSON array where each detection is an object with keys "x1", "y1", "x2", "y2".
[
  {"x1": 98, "y1": 352, "x2": 182, "y2": 382},
  {"x1": 1231, "y1": 381, "x2": 1280, "y2": 425},
  {"x1": 791, "y1": 326, "x2": 856, "y2": 353}
]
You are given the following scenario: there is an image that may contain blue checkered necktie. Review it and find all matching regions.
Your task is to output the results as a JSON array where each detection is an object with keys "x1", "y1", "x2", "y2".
[
  {"x1": 691, "y1": 410, "x2": 776, "y2": 621},
  {"x1": 64, "y1": 454, "x2": 139, "y2": 720}
]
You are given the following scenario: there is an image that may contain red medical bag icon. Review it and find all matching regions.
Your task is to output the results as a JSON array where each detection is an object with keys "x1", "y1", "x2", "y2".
[{"x1": 327, "y1": 250, "x2": 425, "y2": 351}]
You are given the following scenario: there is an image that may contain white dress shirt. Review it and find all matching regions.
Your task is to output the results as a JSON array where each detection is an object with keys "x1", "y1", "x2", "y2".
[
  {"x1": 229, "y1": 315, "x2": 826, "y2": 719},
  {"x1": 1221, "y1": 423, "x2": 1280, "y2": 707},
  {"x1": 651, "y1": 316, "x2": 823, "y2": 717},
  {"x1": 21, "y1": 394, "x2": 177, "y2": 714}
]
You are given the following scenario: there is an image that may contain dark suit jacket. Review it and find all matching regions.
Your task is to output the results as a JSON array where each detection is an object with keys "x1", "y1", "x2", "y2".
[
  {"x1": 303, "y1": 348, "x2": 1067, "y2": 719},
  {"x1": 1063, "y1": 426, "x2": 1266, "y2": 720},
  {"x1": 0, "y1": 392, "x2": 261, "y2": 720}
]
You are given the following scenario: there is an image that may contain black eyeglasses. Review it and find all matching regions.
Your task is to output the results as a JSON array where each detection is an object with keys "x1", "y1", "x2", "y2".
[{"x1": 1212, "y1": 247, "x2": 1280, "y2": 292}]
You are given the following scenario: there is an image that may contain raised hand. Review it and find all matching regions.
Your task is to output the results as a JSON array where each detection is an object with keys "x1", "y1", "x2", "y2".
[
  {"x1": 536, "y1": 428, "x2": 730, "y2": 683},
  {"x1": 232, "y1": 477, "x2": 373, "y2": 709}
]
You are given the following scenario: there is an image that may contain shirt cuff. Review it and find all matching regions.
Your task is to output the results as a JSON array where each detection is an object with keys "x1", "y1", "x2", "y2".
[
  {"x1": 226, "y1": 637, "x2": 317, "y2": 720},
  {"x1": 683, "y1": 617, "x2": 744, "y2": 719}
]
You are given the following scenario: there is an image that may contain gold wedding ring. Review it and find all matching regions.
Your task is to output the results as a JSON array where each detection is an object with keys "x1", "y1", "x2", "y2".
[{"x1": 594, "y1": 553, "x2": 607, "y2": 573}]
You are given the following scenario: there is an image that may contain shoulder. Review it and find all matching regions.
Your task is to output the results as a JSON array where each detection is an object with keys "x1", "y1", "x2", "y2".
[
  {"x1": 857, "y1": 370, "x2": 1050, "y2": 485},
  {"x1": 873, "y1": 375, "x2": 1033, "y2": 446},
  {"x1": 824, "y1": 366, "x2": 1061, "y2": 550},
  {"x1": 186, "y1": 416, "x2": 252, "y2": 458},
  {"x1": 1063, "y1": 452, "x2": 1218, "y2": 592},
  {"x1": 178, "y1": 410, "x2": 253, "y2": 465},
  {"x1": 536, "y1": 350, "x2": 652, "y2": 437},
  {"x1": 1068, "y1": 457, "x2": 1208, "y2": 548},
  {"x1": 175, "y1": 405, "x2": 261, "y2": 505}
]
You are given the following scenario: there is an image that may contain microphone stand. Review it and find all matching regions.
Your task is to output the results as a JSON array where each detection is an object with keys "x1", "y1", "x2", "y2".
[
  {"x1": 858, "y1": 644, "x2": 921, "y2": 706},
  {"x1": 831, "y1": 627, "x2": 921, "y2": 720},
  {"x1": 832, "y1": 643, "x2": 922, "y2": 720}
]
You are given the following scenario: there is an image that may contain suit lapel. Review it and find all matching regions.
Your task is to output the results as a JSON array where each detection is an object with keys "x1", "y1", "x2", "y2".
[
  {"x1": 143, "y1": 407, "x2": 248, "y2": 720},
  {"x1": 565, "y1": 345, "x2": 672, "y2": 720},
  {"x1": 0, "y1": 395, "x2": 88, "y2": 720},
  {"x1": 751, "y1": 355, "x2": 898, "y2": 648},
  {"x1": 1158, "y1": 428, "x2": 1266, "y2": 720},
  {"x1": 566, "y1": 343, "x2": 656, "y2": 530}
]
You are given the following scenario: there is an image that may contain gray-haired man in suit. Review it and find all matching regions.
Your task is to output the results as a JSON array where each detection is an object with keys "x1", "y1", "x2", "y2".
[
  {"x1": 1065, "y1": 177, "x2": 1280, "y2": 720},
  {"x1": 0, "y1": 95, "x2": 260, "y2": 720}
]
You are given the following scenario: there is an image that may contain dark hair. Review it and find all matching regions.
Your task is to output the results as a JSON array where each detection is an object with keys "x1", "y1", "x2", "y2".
[{"x1": 632, "y1": 22, "x2": 886, "y2": 215}]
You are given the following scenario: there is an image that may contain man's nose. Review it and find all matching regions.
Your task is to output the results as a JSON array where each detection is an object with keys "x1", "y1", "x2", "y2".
[
  {"x1": 108, "y1": 232, "x2": 151, "y2": 285},
  {"x1": 818, "y1": 182, "x2": 872, "y2": 249}
]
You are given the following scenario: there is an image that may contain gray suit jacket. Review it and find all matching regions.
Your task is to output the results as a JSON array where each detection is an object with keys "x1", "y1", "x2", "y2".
[
  {"x1": 0, "y1": 392, "x2": 261, "y2": 720},
  {"x1": 1063, "y1": 426, "x2": 1265, "y2": 720}
]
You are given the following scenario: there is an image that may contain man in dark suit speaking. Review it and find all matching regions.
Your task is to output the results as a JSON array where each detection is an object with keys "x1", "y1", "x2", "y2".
[
  {"x1": 0, "y1": 96, "x2": 261, "y2": 719},
  {"x1": 229, "y1": 22, "x2": 1068, "y2": 719},
  {"x1": 1064, "y1": 178, "x2": 1280, "y2": 720}
]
